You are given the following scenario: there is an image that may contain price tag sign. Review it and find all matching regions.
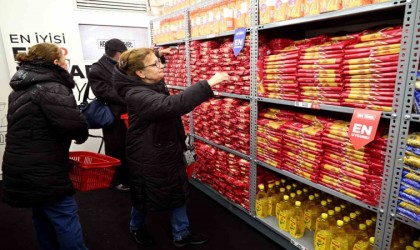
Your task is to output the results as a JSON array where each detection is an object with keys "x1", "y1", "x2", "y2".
[
  {"x1": 233, "y1": 27, "x2": 247, "y2": 57},
  {"x1": 349, "y1": 109, "x2": 382, "y2": 150},
  {"x1": 290, "y1": 239, "x2": 309, "y2": 250},
  {"x1": 213, "y1": 91, "x2": 219, "y2": 96}
]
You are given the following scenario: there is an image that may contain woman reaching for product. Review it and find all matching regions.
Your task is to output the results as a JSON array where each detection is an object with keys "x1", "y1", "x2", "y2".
[{"x1": 112, "y1": 47, "x2": 229, "y2": 247}]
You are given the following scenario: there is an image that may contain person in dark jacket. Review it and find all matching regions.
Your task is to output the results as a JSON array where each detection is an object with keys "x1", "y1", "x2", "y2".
[
  {"x1": 87, "y1": 38, "x2": 130, "y2": 192},
  {"x1": 1, "y1": 43, "x2": 89, "y2": 250},
  {"x1": 113, "y1": 48, "x2": 229, "y2": 247}
]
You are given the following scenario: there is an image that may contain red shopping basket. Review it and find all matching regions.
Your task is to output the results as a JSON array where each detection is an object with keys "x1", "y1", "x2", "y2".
[{"x1": 69, "y1": 151, "x2": 121, "y2": 192}]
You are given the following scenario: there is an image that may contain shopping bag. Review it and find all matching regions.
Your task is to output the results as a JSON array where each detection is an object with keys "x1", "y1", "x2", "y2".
[
  {"x1": 79, "y1": 83, "x2": 115, "y2": 129},
  {"x1": 183, "y1": 134, "x2": 197, "y2": 166}
]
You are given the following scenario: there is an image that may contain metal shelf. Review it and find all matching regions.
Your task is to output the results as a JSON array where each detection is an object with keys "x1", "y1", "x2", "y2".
[
  {"x1": 193, "y1": 134, "x2": 250, "y2": 160},
  {"x1": 156, "y1": 39, "x2": 185, "y2": 46},
  {"x1": 257, "y1": 160, "x2": 378, "y2": 212},
  {"x1": 191, "y1": 30, "x2": 236, "y2": 41},
  {"x1": 189, "y1": 178, "x2": 299, "y2": 249},
  {"x1": 258, "y1": 216, "x2": 315, "y2": 250},
  {"x1": 258, "y1": 97, "x2": 392, "y2": 118},
  {"x1": 258, "y1": 1, "x2": 405, "y2": 30},
  {"x1": 396, "y1": 213, "x2": 420, "y2": 231},
  {"x1": 213, "y1": 91, "x2": 250, "y2": 100},
  {"x1": 412, "y1": 114, "x2": 420, "y2": 123},
  {"x1": 166, "y1": 85, "x2": 187, "y2": 91}
]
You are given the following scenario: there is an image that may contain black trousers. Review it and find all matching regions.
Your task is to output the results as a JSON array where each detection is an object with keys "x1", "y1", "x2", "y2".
[{"x1": 103, "y1": 118, "x2": 129, "y2": 185}]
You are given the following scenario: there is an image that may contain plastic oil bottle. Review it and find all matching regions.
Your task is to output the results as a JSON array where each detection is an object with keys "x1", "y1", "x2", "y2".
[
  {"x1": 275, "y1": 188, "x2": 286, "y2": 219},
  {"x1": 365, "y1": 219, "x2": 374, "y2": 238},
  {"x1": 256, "y1": 184, "x2": 268, "y2": 218},
  {"x1": 352, "y1": 224, "x2": 369, "y2": 250},
  {"x1": 278, "y1": 195, "x2": 292, "y2": 231},
  {"x1": 343, "y1": 216, "x2": 356, "y2": 249},
  {"x1": 330, "y1": 220, "x2": 349, "y2": 250},
  {"x1": 327, "y1": 210, "x2": 336, "y2": 228},
  {"x1": 304, "y1": 195, "x2": 319, "y2": 231},
  {"x1": 289, "y1": 201, "x2": 305, "y2": 238},
  {"x1": 314, "y1": 213, "x2": 332, "y2": 250},
  {"x1": 320, "y1": 200, "x2": 329, "y2": 214},
  {"x1": 366, "y1": 237, "x2": 374, "y2": 250},
  {"x1": 286, "y1": 184, "x2": 292, "y2": 193},
  {"x1": 267, "y1": 183, "x2": 277, "y2": 216}
]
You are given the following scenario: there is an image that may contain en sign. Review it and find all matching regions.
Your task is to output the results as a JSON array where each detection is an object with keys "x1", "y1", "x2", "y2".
[
  {"x1": 349, "y1": 109, "x2": 382, "y2": 150},
  {"x1": 233, "y1": 27, "x2": 247, "y2": 57}
]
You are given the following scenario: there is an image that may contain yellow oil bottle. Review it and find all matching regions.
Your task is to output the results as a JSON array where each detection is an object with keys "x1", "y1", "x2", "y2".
[
  {"x1": 330, "y1": 220, "x2": 349, "y2": 250},
  {"x1": 256, "y1": 184, "x2": 268, "y2": 218},
  {"x1": 289, "y1": 201, "x2": 305, "y2": 238},
  {"x1": 328, "y1": 210, "x2": 336, "y2": 228},
  {"x1": 278, "y1": 195, "x2": 292, "y2": 231},
  {"x1": 366, "y1": 237, "x2": 374, "y2": 250},
  {"x1": 304, "y1": 195, "x2": 319, "y2": 231},
  {"x1": 352, "y1": 224, "x2": 369, "y2": 250},
  {"x1": 314, "y1": 213, "x2": 332, "y2": 250},
  {"x1": 413, "y1": 240, "x2": 420, "y2": 250},
  {"x1": 365, "y1": 219, "x2": 374, "y2": 238},
  {"x1": 267, "y1": 183, "x2": 277, "y2": 216},
  {"x1": 343, "y1": 216, "x2": 356, "y2": 249},
  {"x1": 275, "y1": 187, "x2": 286, "y2": 219}
]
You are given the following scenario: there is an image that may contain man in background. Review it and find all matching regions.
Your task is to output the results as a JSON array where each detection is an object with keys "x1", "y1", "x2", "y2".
[{"x1": 88, "y1": 38, "x2": 129, "y2": 192}]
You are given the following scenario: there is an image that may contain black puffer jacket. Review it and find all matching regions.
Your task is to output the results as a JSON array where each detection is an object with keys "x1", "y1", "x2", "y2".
[
  {"x1": 1, "y1": 60, "x2": 89, "y2": 207},
  {"x1": 113, "y1": 67, "x2": 213, "y2": 212}
]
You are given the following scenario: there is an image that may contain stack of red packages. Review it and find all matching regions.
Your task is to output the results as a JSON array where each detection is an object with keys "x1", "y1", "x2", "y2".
[
  {"x1": 342, "y1": 26, "x2": 402, "y2": 111},
  {"x1": 257, "y1": 108, "x2": 295, "y2": 168},
  {"x1": 189, "y1": 36, "x2": 252, "y2": 95},
  {"x1": 364, "y1": 133, "x2": 388, "y2": 205},
  {"x1": 194, "y1": 98, "x2": 250, "y2": 155},
  {"x1": 258, "y1": 42, "x2": 300, "y2": 100},
  {"x1": 194, "y1": 141, "x2": 250, "y2": 211},
  {"x1": 189, "y1": 40, "x2": 220, "y2": 84},
  {"x1": 320, "y1": 120, "x2": 388, "y2": 206},
  {"x1": 210, "y1": 36, "x2": 251, "y2": 95},
  {"x1": 281, "y1": 114, "x2": 324, "y2": 182},
  {"x1": 164, "y1": 45, "x2": 187, "y2": 86},
  {"x1": 168, "y1": 89, "x2": 190, "y2": 133},
  {"x1": 298, "y1": 38, "x2": 356, "y2": 105}
]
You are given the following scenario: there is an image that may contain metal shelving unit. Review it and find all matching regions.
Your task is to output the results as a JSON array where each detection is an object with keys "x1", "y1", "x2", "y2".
[
  {"x1": 156, "y1": 39, "x2": 185, "y2": 46},
  {"x1": 151, "y1": 1, "x2": 420, "y2": 249}
]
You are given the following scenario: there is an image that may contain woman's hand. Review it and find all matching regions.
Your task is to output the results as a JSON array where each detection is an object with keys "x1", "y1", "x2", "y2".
[{"x1": 207, "y1": 72, "x2": 230, "y2": 87}]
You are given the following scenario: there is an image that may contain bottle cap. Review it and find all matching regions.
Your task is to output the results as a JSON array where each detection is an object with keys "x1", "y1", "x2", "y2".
[
  {"x1": 337, "y1": 220, "x2": 344, "y2": 227},
  {"x1": 268, "y1": 183, "x2": 274, "y2": 188},
  {"x1": 280, "y1": 188, "x2": 285, "y2": 192},
  {"x1": 284, "y1": 195, "x2": 289, "y2": 200},
  {"x1": 321, "y1": 200, "x2": 327, "y2": 206},
  {"x1": 328, "y1": 210, "x2": 335, "y2": 216},
  {"x1": 321, "y1": 213, "x2": 328, "y2": 219},
  {"x1": 369, "y1": 237, "x2": 375, "y2": 244},
  {"x1": 343, "y1": 216, "x2": 350, "y2": 223},
  {"x1": 309, "y1": 195, "x2": 314, "y2": 201},
  {"x1": 275, "y1": 180, "x2": 280, "y2": 185},
  {"x1": 366, "y1": 219, "x2": 373, "y2": 226},
  {"x1": 335, "y1": 206, "x2": 341, "y2": 213},
  {"x1": 297, "y1": 190, "x2": 302, "y2": 195},
  {"x1": 359, "y1": 224, "x2": 366, "y2": 230},
  {"x1": 290, "y1": 193, "x2": 296, "y2": 198},
  {"x1": 258, "y1": 184, "x2": 264, "y2": 190},
  {"x1": 295, "y1": 201, "x2": 301, "y2": 207},
  {"x1": 350, "y1": 212, "x2": 357, "y2": 219}
]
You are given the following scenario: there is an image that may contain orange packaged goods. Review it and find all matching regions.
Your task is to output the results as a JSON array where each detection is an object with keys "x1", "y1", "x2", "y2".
[
  {"x1": 273, "y1": 0, "x2": 288, "y2": 22},
  {"x1": 342, "y1": 0, "x2": 371, "y2": 9},
  {"x1": 287, "y1": 0, "x2": 304, "y2": 19},
  {"x1": 320, "y1": 0, "x2": 342, "y2": 13},
  {"x1": 304, "y1": 0, "x2": 320, "y2": 16},
  {"x1": 69, "y1": 151, "x2": 121, "y2": 191}
]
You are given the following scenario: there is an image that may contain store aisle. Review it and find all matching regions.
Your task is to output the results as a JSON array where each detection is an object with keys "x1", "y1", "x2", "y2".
[{"x1": 0, "y1": 182, "x2": 283, "y2": 250}]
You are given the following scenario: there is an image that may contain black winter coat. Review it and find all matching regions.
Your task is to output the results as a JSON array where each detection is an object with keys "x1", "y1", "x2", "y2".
[
  {"x1": 1, "y1": 60, "x2": 89, "y2": 207},
  {"x1": 112, "y1": 67, "x2": 213, "y2": 212},
  {"x1": 87, "y1": 55, "x2": 126, "y2": 118}
]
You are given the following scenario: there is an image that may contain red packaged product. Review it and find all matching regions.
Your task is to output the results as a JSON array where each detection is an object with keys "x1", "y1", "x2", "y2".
[
  {"x1": 343, "y1": 54, "x2": 399, "y2": 65},
  {"x1": 298, "y1": 64, "x2": 342, "y2": 70},
  {"x1": 344, "y1": 49, "x2": 400, "y2": 60},
  {"x1": 346, "y1": 37, "x2": 401, "y2": 49}
]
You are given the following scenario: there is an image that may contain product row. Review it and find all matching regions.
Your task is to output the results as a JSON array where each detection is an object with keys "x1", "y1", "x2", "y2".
[{"x1": 154, "y1": 0, "x2": 392, "y2": 43}]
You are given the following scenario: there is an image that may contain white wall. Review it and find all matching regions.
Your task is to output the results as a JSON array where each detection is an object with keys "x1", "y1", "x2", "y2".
[{"x1": 0, "y1": 0, "x2": 152, "y2": 178}]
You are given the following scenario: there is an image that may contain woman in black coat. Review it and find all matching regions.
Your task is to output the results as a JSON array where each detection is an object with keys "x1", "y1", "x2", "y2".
[
  {"x1": 113, "y1": 48, "x2": 229, "y2": 247},
  {"x1": 1, "y1": 43, "x2": 89, "y2": 249}
]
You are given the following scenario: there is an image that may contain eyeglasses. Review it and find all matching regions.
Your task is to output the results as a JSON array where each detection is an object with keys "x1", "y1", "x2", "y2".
[{"x1": 142, "y1": 58, "x2": 162, "y2": 69}]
